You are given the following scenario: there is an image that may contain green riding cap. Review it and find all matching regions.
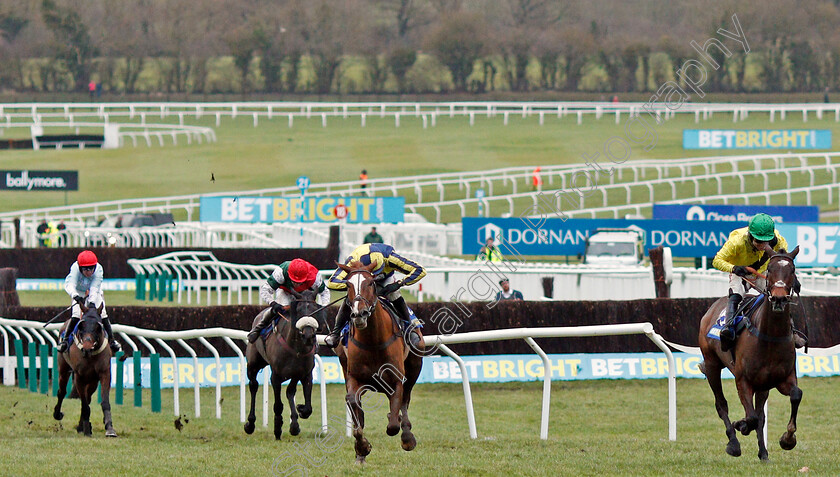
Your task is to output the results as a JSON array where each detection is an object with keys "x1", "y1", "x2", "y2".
[{"x1": 748, "y1": 213, "x2": 776, "y2": 241}]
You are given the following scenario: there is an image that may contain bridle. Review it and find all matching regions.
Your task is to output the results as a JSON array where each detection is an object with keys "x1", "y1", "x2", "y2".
[{"x1": 344, "y1": 270, "x2": 376, "y2": 319}]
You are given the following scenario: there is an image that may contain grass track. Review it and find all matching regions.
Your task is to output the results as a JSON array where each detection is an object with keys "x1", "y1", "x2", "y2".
[
  {"x1": 1, "y1": 377, "x2": 839, "y2": 476},
  {"x1": 2, "y1": 111, "x2": 839, "y2": 220}
]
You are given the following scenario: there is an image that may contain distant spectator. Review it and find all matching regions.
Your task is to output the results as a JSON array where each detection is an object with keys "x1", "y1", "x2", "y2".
[
  {"x1": 825, "y1": 87, "x2": 830, "y2": 104},
  {"x1": 611, "y1": 95, "x2": 619, "y2": 103},
  {"x1": 532, "y1": 166, "x2": 543, "y2": 191},
  {"x1": 359, "y1": 169, "x2": 369, "y2": 196},
  {"x1": 57, "y1": 220, "x2": 67, "y2": 247},
  {"x1": 363, "y1": 227, "x2": 384, "y2": 244},
  {"x1": 88, "y1": 81, "x2": 96, "y2": 100},
  {"x1": 495, "y1": 278, "x2": 523, "y2": 301},
  {"x1": 37, "y1": 219, "x2": 50, "y2": 247},
  {"x1": 47, "y1": 220, "x2": 59, "y2": 248},
  {"x1": 96, "y1": 82, "x2": 102, "y2": 98},
  {"x1": 476, "y1": 237, "x2": 503, "y2": 262}
]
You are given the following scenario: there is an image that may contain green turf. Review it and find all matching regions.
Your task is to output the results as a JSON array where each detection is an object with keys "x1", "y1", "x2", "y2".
[
  {"x1": 1, "y1": 110, "x2": 838, "y2": 223},
  {"x1": 0, "y1": 377, "x2": 837, "y2": 476}
]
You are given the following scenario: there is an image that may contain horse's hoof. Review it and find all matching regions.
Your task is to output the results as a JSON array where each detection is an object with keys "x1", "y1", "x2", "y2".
[
  {"x1": 290, "y1": 422, "x2": 300, "y2": 436},
  {"x1": 105, "y1": 429, "x2": 118, "y2": 438},
  {"x1": 355, "y1": 439, "x2": 372, "y2": 457},
  {"x1": 780, "y1": 433, "x2": 797, "y2": 450},
  {"x1": 53, "y1": 411, "x2": 63, "y2": 421},
  {"x1": 401, "y1": 432, "x2": 416, "y2": 451},
  {"x1": 274, "y1": 433, "x2": 282, "y2": 441},
  {"x1": 725, "y1": 440, "x2": 741, "y2": 457},
  {"x1": 244, "y1": 422, "x2": 255, "y2": 435},
  {"x1": 733, "y1": 420, "x2": 751, "y2": 436},
  {"x1": 297, "y1": 405, "x2": 312, "y2": 419},
  {"x1": 386, "y1": 424, "x2": 399, "y2": 436},
  {"x1": 355, "y1": 456, "x2": 366, "y2": 465},
  {"x1": 758, "y1": 451, "x2": 769, "y2": 461}
]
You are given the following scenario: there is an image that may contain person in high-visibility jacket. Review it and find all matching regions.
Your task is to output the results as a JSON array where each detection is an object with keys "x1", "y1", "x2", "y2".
[{"x1": 712, "y1": 213, "x2": 799, "y2": 351}]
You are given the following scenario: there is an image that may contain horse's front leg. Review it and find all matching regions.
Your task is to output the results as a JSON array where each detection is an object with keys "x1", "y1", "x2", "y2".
[
  {"x1": 297, "y1": 374, "x2": 313, "y2": 420},
  {"x1": 100, "y1": 371, "x2": 117, "y2": 437},
  {"x1": 346, "y1": 377, "x2": 371, "y2": 464},
  {"x1": 778, "y1": 376, "x2": 802, "y2": 451},
  {"x1": 286, "y1": 378, "x2": 300, "y2": 436},
  {"x1": 53, "y1": 358, "x2": 70, "y2": 421},
  {"x1": 754, "y1": 390, "x2": 769, "y2": 460},
  {"x1": 271, "y1": 373, "x2": 284, "y2": 440},
  {"x1": 77, "y1": 379, "x2": 94, "y2": 436},
  {"x1": 386, "y1": 381, "x2": 403, "y2": 437},
  {"x1": 733, "y1": 377, "x2": 758, "y2": 435},
  {"x1": 244, "y1": 361, "x2": 264, "y2": 435},
  {"x1": 703, "y1": 361, "x2": 740, "y2": 456}
]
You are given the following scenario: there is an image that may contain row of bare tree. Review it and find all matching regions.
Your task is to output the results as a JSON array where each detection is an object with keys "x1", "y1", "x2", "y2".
[{"x1": 0, "y1": 0, "x2": 836, "y2": 94}]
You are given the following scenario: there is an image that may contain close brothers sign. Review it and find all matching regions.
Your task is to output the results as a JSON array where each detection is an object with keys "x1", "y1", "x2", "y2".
[{"x1": 0, "y1": 170, "x2": 79, "y2": 191}]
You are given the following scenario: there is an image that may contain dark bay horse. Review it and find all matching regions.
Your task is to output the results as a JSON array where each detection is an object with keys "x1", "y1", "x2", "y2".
[
  {"x1": 336, "y1": 261, "x2": 423, "y2": 464},
  {"x1": 699, "y1": 246, "x2": 802, "y2": 461},
  {"x1": 53, "y1": 303, "x2": 117, "y2": 437},
  {"x1": 244, "y1": 289, "x2": 322, "y2": 439}
]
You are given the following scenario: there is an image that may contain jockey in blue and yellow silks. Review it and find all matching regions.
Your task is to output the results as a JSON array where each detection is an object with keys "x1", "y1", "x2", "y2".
[{"x1": 324, "y1": 243, "x2": 426, "y2": 348}]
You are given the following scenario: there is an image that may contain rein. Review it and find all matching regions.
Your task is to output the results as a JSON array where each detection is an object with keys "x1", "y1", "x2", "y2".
[{"x1": 742, "y1": 261, "x2": 796, "y2": 345}]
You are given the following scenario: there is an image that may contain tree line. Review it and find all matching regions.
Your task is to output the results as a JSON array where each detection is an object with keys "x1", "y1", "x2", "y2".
[{"x1": 0, "y1": 0, "x2": 835, "y2": 95}]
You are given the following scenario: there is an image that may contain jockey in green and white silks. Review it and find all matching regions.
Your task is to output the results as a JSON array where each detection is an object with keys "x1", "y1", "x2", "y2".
[{"x1": 247, "y1": 258, "x2": 330, "y2": 343}]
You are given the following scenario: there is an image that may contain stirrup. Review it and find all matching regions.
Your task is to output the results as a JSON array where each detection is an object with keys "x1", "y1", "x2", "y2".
[
  {"x1": 109, "y1": 341, "x2": 121, "y2": 353},
  {"x1": 57, "y1": 340, "x2": 69, "y2": 353}
]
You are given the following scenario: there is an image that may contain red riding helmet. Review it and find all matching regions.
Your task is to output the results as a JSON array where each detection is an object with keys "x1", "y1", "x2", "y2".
[
  {"x1": 288, "y1": 259, "x2": 311, "y2": 283},
  {"x1": 77, "y1": 250, "x2": 98, "y2": 267}
]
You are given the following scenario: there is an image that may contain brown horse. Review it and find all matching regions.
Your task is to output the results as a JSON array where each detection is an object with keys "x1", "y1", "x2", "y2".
[
  {"x1": 244, "y1": 289, "x2": 322, "y2": 439},
  {"x1": 698, "y1": 246, "x2": 801, "y2": 461},
  {"x1": 335, "y1": 261, "x2": 423, "y2": 464},
  {"x1": 53, "y1": 303, "x2": 117, "y2": 437}
]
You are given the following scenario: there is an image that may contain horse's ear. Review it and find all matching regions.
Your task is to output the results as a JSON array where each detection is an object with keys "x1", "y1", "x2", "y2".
[
  {"x1": 364, "y1": 261, "x2": 377, "y2": 273},
  {"x1": 789, "y1": 245, "x2": 800, "y2": 259},
  {"x1": 336, "y1": 262, "x2": 353, "y2": 274}
]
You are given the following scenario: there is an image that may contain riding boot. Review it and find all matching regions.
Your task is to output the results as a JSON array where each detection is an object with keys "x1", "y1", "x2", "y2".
[
  {"x1": 392, "y1": 297, "x2": 421, "y2": 349},
  {"x1": 247, "y1": 310, "x2": 277, "y2": 343},
  {"x1": 719, "y1": 294, "x2": 742, "y2": 352},
  {"x1": 102, "y1": 318, "x2": 121, "y2": 353},
  {"x1": 324, "y1": 302, "x2": 351, "y2": 349},
  {"x1": 57, "y1": 317, "x2": 80, "y2": 353}
]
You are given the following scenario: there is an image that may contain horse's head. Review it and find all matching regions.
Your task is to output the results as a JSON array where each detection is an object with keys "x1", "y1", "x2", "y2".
[
  {"x1": 288, "y1": 289, "x2": 321, "y2": 348},
  {"x1": 338, "y1": 261, "x2": 378, "y2": 330},
  {"x1": 77, "y1": 303, "x2": 105, "y2": 357},
  {"x1": 765, "y1": 246, "x2": 799, "y2": 313}
]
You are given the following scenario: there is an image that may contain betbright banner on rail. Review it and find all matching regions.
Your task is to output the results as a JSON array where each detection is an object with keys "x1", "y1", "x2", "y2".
[
  {"x1": 199, "y1": 196, "x2": 404, "y2": 223},
  {"x1": 112, "y1": 352, "x2": 840, "y2": 388},
  {"x1": 683, "y1": 129, "x2": 832, "y2": 149}
]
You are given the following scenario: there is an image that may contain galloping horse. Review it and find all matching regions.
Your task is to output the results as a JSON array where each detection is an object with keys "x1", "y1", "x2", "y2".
[
  {"x1": 336, "y1": 261, "x2": 423, "y2": 464},
  {"x1": 53, "y1": 303, "x2": 117, "y2": 437},
  {"x1": 244, "y1": 289, "x2": 322, "y2": 439},
  {"x1": 699, "y1": 246, "x2": 802, "y2": 461}
]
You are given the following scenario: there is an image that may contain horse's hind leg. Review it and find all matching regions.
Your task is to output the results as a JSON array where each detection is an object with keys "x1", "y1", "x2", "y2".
[
  {"x1": 705, "y1": 362, "x2": 741, "y2": 457},
  {"x1": 399, "y1": 388, "x2": 416, "y2": 451},
  {"x1": 733, "y1": 378, "x2": 759, "y2": 435},
  {"x1": 286, "y1": 378, "x2": 300, "y2": 436},
  {"x1": 778, "y1": 377, "x2": 802, "y2": 451},
  {"x1": 100, "y1": 371, "x2": 117, "y2": 437},
  {"x1": 53, "y1": 358, "x2": 70, "y2": 421},
  {"x1": 754, "y1": 390, "x2": 769, "y2": 461},
  {"x1": 244, "y1": 359, "x2": 265, "y2": 435}
]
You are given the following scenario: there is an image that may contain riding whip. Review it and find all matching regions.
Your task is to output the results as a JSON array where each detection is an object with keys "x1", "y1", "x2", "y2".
[{"x1": 44, "y1": 305, "x2": 73, "y2": 327}]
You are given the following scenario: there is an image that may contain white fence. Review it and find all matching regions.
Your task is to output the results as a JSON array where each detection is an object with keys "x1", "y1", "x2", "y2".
[{"x1": 0, "y1": 317, "x2": 676, "y2": 442}]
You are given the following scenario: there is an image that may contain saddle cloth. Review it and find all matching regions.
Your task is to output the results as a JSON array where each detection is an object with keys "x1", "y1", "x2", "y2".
[{"x1": 706, "y1": 293, "x2": 765, "y2": 341}]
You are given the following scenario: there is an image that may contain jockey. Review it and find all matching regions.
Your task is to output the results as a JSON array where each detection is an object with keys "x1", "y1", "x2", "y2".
[
  {"x1": 247, "y1": 258, "x2": 331, "y2": 343},
  {"x1": 324, "y1": 243, "x2": 426, "y2": 349},
  {"x1": 712, "y1": 213, "x2": 798, "y2": 351},
  {"x1": 57, "y1": 251, "x2": 120, "y2": 354}
]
